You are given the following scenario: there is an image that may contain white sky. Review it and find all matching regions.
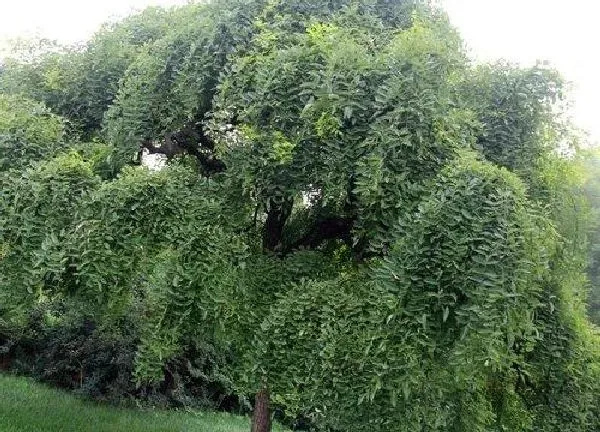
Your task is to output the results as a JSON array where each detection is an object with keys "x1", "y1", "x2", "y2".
[
  {"x1": 0, "y1": 0, "x2": 187, "y2": 43},
  {"x1": 0, "y1": 0, "x2": 598, "y2": 142},
  {"x1": 444, "y1": 0, "x2": 600, "y2": 143}
]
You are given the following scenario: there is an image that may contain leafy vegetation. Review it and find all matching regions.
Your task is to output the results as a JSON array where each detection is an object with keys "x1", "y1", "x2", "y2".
[
  {"x1": 1, "y1": 0, "x2": 599, "y2": 431},
  {"x1": 0, "y1": 94, "x2": 66, "y2": 170}
]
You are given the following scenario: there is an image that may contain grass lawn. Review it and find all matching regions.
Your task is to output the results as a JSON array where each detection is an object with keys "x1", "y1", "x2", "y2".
[{"x1": 0, "y1": 374, "x2": 289, "y2": 432}]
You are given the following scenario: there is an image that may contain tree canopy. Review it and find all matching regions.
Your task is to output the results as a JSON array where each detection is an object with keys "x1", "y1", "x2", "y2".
[{"x1": 1, "y1": 1, "x2": 599, "y2": 431}]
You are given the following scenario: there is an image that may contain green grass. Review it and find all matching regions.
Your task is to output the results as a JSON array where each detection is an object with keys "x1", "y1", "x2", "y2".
[{"x1": 0, "y1": 374, "x2": 288, "y2": 432}]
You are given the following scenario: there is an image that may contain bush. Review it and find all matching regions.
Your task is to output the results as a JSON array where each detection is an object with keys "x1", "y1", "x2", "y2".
[{"x1": 1, "y1": 300, "x2": 239, "y2": 409}]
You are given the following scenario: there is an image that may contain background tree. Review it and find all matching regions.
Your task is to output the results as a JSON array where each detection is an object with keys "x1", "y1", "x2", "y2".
[
  {"x1": 582, "y1": 150, "x2": 600, "y2": 324},
  {"x1": 0, "y1": 7, "x2": 176, "y2": 140}
]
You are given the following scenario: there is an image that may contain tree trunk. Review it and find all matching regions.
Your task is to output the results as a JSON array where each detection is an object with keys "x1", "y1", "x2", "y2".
[
  {"x1": 0, "y1": 353, "x2": 11, "y2": 371},
  {"x1": 254, "y1": 195, "x2": 289, "y2": 432},
  {"x1": 263, "y1": 197, "x2": 293, "y2": 251},
  {"x1": 251, "y1": 387, "x2": 271, "y2": 432}
]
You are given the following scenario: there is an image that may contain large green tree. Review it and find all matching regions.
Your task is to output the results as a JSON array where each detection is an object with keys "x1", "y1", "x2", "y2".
[{"x1": 1, "y1": 1, "x2": 599, "y2": 431}]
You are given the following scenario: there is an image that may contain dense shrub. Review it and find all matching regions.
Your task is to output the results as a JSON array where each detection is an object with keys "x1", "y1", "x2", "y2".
[
  {"x1": 7, "y1": 305, "x2": 137, "y2": 401},
  {"x1": 2, "y1": 302, "x2": 236, "y2": 409},
  {"x1": 0, "y1": 7, "x2": 177, "y2": 139}
]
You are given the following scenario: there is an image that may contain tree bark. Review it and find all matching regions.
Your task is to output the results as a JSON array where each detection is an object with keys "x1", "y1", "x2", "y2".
[
  {"x1": 254, "y1": 196, "x2": 292, "y2": 432},
  {"x1": 0, "y1": 353, "x2": 11, "y2": 371},
  {"x1": 263, "y1": 197, "x2": 293, "y2": 251},
  {"x1": 140, "y1": 122, "x2": 225, "y2": 176},
  {"x1": 285, "y1": 216, "x2": 354, "y2": 252},
  {"x1": 251, "y1": 387, "x2": 271, "y2": 432}
]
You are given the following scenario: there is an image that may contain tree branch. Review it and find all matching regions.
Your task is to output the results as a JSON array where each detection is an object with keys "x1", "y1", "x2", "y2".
[
  {"x1": 140, "y1": 122, "x2": 225, "y2": 175},
  {"x1": 263, "y1": 197, "x2": 293, "y2": 251},
  {"x1": 286, "y1": 216, "x2": 354, "y2": 252}
]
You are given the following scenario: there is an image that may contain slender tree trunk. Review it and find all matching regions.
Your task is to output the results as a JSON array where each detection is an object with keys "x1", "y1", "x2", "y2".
[
  {"x1": 253, "y1": 196, "x2": 290, "y2": 432},
  {"x1": 251, "y1": 387, "x2": 271, "y2": 432},
  {"x1": 263, "y1": 197, "x2": 293, "y2": 251},
  {"x1": 0, "y1": 353, "x2": 11, "y2": 371}
]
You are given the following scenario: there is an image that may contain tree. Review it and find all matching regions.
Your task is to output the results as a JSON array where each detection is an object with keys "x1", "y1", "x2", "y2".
[
  {"x1": 1, "y1": 1, "x2": 599, "y2": 431},
  {"x1": 0, "y1": 7, "x2": 178, "y2": 140}
]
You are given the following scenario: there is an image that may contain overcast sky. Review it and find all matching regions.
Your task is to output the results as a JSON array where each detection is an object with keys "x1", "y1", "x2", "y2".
[
  {"x1": 444, "y1": 0, "x2": 600, "y2": 143},
  {"x1": 0, "y1": 0, "x2": 598, "y2": 142}
]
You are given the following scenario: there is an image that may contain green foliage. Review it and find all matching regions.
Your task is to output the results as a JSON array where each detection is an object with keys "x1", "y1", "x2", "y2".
[
  {"x1": 0, "y1": 8, "x2": 177, "y2": 139},
  {"x1": 4, "y1": 300, "x2": 236, "y2": 409},
  {"x1": 1, "y1": 0, "x2": 599, "y2": 431},
  {"x1": 227, "y1": 249, "x2": 344, "y2": 396},
  {"x1": 55, "y1": 166, "x2": 246, "y2": 389},
  {"x1": 69, "y1": 142, "x2": 121, "y2": 179},
  {"x1": 6, "y1": 302, "x2": 138, "y2": 401},
  {"x1": 460, "y1": 62, "x2": 565, "y2": 177},
  {"x1": 352, "y1": 16, "x2": 471, "y2": 249},
  {"x1": 215, "y1": 9, "x2": 468, "y2": 253},
  {"x1": 1, "y1": 163, "x2": 247, "y2": 409},
  {"x1": 0, "y1": 152, "x2": 99, "y2": 328},
  {"x1": 260, "y1": 153, "x2": 557, "y2": 431},
  {"x1": 0, "y1": 38, "x2": 73, "y2": 106},
  {"x1": 67, "y1": 7, "x2": 176, "y2": 136},
  {"x1": 104, "y1": 0, "x2": 261, "y2": 166},
  {"x1": 521, "y1": 149, "x2": 600, "y2": 431},
  {"x1": 582, "y1": 149, "x2": 600, "y2": 324},
  {"x1": 0, "y1": 95, "x2": 66, "y2": 171}
]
